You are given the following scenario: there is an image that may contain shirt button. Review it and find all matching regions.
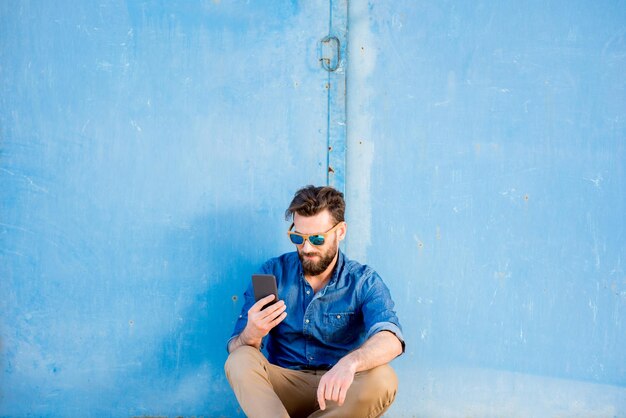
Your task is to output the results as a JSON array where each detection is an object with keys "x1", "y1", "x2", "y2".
[
  {"x1": 336, "y1": 315, "x2": 341, "y2": 319},
  {"x1": 305, "y1": 319, "x2": 310, "y2": 324},
  {"x1": 306, "y1": 290, "x2": 311, "y2": 295}
]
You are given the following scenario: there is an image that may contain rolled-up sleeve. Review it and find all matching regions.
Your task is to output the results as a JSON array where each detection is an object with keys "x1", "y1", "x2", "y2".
[
  {"x1": 226, "y1": 280, "x2": 256, "y2": 352},
  {"x1": 361, "y1": 273, "x2": 406, "y2": 352}
]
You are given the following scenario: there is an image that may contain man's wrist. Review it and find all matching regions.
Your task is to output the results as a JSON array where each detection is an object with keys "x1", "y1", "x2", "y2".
[
  {"x1": 239, "y1": 329, "x2": 262, "y2": 349},
  {"x1": 338, "y1": 353, "x2": 360, "y2": 373}
]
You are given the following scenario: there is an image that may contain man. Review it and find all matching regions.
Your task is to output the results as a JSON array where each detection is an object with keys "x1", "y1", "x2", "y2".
[{"x1": 225, "y1": 185, "x2": 404, "y2": 418}]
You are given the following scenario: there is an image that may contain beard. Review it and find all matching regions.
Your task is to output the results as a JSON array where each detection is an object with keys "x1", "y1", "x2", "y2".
[{"x1": 298, "y1": 238, "x2": 338, "y2": 276}]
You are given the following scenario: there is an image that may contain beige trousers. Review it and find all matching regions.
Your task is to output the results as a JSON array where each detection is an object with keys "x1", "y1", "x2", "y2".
[{"x1": 224, "y1": 346, "x2": 398, "y2": 418}]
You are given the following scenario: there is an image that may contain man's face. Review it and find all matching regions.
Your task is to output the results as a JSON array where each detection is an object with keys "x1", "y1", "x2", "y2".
[{"x1": 292, "y1": 210, "x2": 346, "y2": 276}]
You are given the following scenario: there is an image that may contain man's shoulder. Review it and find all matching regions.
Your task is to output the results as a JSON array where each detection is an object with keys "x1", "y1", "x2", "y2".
[{"x1": 340, "y1": 252, "x2": 378, "y2": 282}]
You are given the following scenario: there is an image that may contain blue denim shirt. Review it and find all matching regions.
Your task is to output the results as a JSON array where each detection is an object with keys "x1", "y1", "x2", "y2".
[{"x1": 229, "y1": 250, "x2": 405, "y2": 370}]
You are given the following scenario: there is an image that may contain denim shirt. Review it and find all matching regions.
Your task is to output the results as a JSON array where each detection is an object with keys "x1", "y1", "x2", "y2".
[{"x1": 229, "y1": 250, "x2": 405, "y2": 370}]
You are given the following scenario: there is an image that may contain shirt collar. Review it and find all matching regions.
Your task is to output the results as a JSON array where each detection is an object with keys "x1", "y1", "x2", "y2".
[{"x1": 328, "y1": 249, "x2": 345, "y2": 287}]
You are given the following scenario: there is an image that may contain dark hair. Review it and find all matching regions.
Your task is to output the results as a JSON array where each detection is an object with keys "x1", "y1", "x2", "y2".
[{"x1": 285, "y1": 185, "x2": 345, "y2": 224}]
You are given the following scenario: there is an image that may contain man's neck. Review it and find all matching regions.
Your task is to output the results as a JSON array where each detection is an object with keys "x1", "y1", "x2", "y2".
[{"x1": 305, "y1": 251, "x2": 339, "y2": 293}]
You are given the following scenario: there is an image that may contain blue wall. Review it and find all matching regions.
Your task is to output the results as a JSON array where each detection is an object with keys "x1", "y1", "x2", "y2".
[
  {"x1": 2, "y1": 1, "x2": 625, "y2": 417},
  {"x1": 346, "y1": 1, "x2": 626, "y2": 416},
  {"x1": 1, "y1": 2, "x2": 330, "y2": 416}
]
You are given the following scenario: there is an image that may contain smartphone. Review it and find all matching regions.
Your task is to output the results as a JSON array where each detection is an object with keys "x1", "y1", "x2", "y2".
[{"x1": 252, "y1": 274, "x2": 279, "y2": 309}]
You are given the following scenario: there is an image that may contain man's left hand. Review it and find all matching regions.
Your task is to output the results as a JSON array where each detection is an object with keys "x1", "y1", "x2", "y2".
[{"x1": 316, "y1": 358, "x2": 357, "y2": 410}]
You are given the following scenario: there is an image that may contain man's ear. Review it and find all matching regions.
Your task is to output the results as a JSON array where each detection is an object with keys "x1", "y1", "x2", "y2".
[{"x1": 338, "y1": 222, "x2": 347, "y2": 241}]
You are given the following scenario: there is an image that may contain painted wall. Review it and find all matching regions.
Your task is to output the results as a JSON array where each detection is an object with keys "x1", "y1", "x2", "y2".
[
  {"x1": 1, "y1": 2, "x2": 331, "y2": 416},
  {"x1": 1, "y1": 1, "x2": 625, "y2": 417},
  {"x1": 346, "y1": 1, "x2": 626, "y2": 416}
]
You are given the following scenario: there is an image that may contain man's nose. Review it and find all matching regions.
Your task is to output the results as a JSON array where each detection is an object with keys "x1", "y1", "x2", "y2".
[{"x1": 301, "y1": 239, "x2": 315, "y2": 252}]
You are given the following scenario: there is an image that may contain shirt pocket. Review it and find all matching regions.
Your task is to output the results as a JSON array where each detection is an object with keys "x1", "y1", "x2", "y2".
[{"x1": 323, "y1": 312, "x2": 358, "y2": 345}]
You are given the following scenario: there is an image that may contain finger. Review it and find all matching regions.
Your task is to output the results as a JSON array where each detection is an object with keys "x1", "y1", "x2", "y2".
[
  {"x1": 257, "y1": 294, "x2": 277, "y2": 309},
  {"x1": 261, "y1": 301, "x2": 286, "y2": 321},
  {"x1": 338, "y1": 385, "x2": 349, "y2": 406},
  {"x1": 331, "y1": 384, "x2": 341, "y2": 402},
  {"x1": 324, "y1": 380, "x2": 334, "y2": 402},
  {"x1": 264, "y1": 299, "x2": 285, "y2": 313},
  {"x1": 249, "y1": 294, "x2": 276, "y2": 313},
  {"x1": 258, "y1": 300, "x2": 285, "y2": 319},
  {"x1": 317, "y1": 382, "x2": 326, "y2": 410},
  {"x1": 270, "y1": 312, "x2": 287, "y2": 327}
]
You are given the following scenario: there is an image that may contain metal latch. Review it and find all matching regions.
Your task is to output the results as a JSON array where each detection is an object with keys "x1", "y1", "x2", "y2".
[{"x1": 319, "y1": 35, "x2": 341, "y2": 72}]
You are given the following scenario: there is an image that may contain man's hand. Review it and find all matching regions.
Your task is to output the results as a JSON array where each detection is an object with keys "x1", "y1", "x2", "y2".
[
  {"x1": 238, "y1": 295, "x2": 287, "y2": 349},
  {"x1": 316, "y1": 358, "x2": 357, "y2": 410},
  {"x1": 315, "y1": 331, "x2": 403, "y2": 410}
]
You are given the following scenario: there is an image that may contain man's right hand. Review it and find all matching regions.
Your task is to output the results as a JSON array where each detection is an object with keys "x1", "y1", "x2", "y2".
[{"x1": 237, "y1": 295, "x2": 287, "y2": 350}]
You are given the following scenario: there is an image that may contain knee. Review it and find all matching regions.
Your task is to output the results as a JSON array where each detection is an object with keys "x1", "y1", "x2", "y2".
[
  {"x1": 224, "y1": 345, "x2": 267, "y2": 381},
  {"x1": 358, "y1": 365, "x2": 398, "y2": 404}
]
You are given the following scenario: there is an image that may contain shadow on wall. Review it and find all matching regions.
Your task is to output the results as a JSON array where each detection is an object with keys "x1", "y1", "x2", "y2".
[{"x1": 117, "y1": 207, "x2": 279, "y2": 417}]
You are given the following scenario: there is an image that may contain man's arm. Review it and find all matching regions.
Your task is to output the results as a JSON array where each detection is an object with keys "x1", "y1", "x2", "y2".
[
  {"x1": 317, "y1": 330, "x2": 403, "y2": 410},
  {"x1": 227, "y1": 294, "x2": 287, "y2": 354}
]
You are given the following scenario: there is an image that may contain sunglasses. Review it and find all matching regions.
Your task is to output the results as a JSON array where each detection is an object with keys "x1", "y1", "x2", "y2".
[{"x1": 287, "y1": 222, "x2": 343, "y2": 246}]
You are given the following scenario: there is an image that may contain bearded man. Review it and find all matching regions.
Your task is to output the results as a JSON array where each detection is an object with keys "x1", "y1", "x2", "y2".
[{"x1": 225, "y1": 185, "x2": 404, "y2": 418}]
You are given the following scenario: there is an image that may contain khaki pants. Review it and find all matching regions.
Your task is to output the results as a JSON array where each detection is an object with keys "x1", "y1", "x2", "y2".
[{"x1": 224, "y1": 346, "x2": 398, "y2": 418}]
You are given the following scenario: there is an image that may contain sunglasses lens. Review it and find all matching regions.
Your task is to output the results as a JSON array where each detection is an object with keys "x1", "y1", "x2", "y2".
[
  {"x1": 309, "y1": 235, "x2": 325, "y2": 246},
  {"x1": 289, "y1": 234, "x2": 304, "y2": 245}
]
